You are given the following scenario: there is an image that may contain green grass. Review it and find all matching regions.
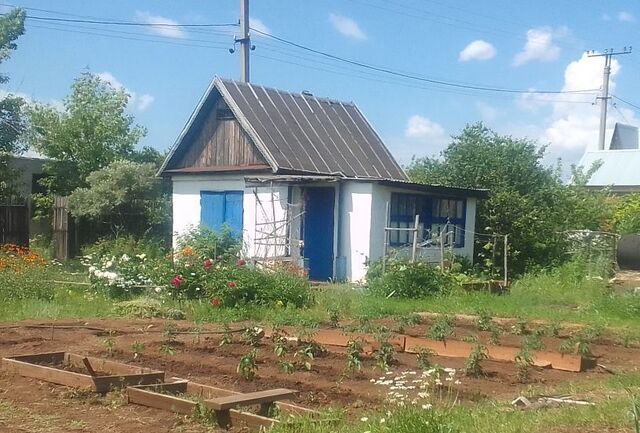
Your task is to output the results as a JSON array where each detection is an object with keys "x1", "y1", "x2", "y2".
[{"x1": 271, "y1": 372, "x2": 640, "y2": 433}]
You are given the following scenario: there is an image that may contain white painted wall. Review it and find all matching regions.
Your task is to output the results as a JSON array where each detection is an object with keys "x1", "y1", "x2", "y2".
[
  {"x1": 338, "y1": 181, "x2": 374, "y2": 282},
  {"x1": 171, "y1": 174, "x2": 245, "y2": 247}
]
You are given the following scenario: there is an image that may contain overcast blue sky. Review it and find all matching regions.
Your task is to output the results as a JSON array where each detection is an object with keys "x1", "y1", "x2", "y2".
[{"x1": 2, "y1": 0, "x2": 639, "y2": 166}]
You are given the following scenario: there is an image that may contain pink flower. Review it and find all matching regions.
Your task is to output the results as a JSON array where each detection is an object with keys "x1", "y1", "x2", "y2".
[
  {"x1": 236, "y1": 258, "x2": 246, "y2": 267},
  {"x1": 227, "y1": 281, "x2": 237, "y2": 288},
  {"x1": 211, "y1": 297, "x2": 222, "y2": 307},
  {"x1": 171, "y1": 275, "x2": 183, "y2": 288}
]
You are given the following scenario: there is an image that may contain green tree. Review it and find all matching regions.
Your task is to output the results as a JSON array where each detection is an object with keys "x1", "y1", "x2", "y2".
[
  {"x1": 0, "y1": 8, "x2": 26, "y2": 201},
  {"x1": 407, "y1": 123, "x2": 610, "y2": 274},
  {"x1": 27, "y1": 73, "x2": 147, "y2": 197},
  {"x1": 68, "y1": 160, "x2": 169, "y2": 237},
  {"x1": 613, "y1": 194, "x2": 640, "y2": 234}
]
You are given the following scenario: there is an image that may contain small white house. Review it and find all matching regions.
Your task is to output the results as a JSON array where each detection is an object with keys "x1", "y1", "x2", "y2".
[{"x1": 159, "y1": 77, "x2": 486, "y2": 281}]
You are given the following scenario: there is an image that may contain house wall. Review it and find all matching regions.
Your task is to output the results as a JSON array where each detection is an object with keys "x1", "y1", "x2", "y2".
[
  {"x1": 171, "y1": 173, "x2": 246, "y2": 247},
  {"x1": 369, "y1": 184, "x2": 477, "y2": 267}
]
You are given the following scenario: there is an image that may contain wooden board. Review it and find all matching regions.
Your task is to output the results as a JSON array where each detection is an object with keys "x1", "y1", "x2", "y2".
[
  {"x1": 404, "y1": 336, "x2": 585, "y2": 372},
  {"x1": 205, "y1": 388, "x2": 297, "y2": 410},
  {"x1": 126, "y1": 384, "x2": 279, "y2": 429},
  {"x1": 2, "y1": 352, "x2": 166, "y2": 392}
]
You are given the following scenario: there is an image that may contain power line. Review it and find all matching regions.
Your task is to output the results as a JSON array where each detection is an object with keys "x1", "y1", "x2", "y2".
[
  {"x1": 612, "y1": 95, "x2": 640, "y2": 111},
  {"x1": 251, "y1": 27, "x2": 597, "y2": 95},
  {"x1": 1, "y1": 12, "x2": 238, "y2": 28}
]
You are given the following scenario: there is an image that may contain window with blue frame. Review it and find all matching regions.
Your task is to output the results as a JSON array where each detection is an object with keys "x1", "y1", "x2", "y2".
[
  {"x1": 200, "y1": 191, "x2": 244, "y2": 236},
  {"x1": 389, "y1": 193, "x2": 466, "y2": 247}
]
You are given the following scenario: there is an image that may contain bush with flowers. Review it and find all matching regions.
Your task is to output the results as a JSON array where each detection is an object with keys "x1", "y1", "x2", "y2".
[
  {"x1": 82, "y1": 228, "x2": 312, "y2": 308},
  {"x1": 0, "y1": 243, "x2": 56, "y2": 300}
]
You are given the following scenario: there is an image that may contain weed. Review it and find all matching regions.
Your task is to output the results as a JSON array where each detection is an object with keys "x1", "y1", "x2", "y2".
[
  {"x1": 429, "y1": 315, "x2": 454, "y2": 342},
  {"x1": 395, "y1": 313, "x2": 423, "y2": 333},
  {"x1": 374, "y1": 332, "x2": 396, "y2": 371},
  {"x1": 327, "y1": 307, "x2": 340, "y2": 328},
  {"x1": 511, "y1": 318, "x2": 528, "y2": 336},
  {"x1": 546, "y1": 321, "x2": 562, "y2": 337},
  {"x1": 273, "y1": 334, "x2": 289, "y2": 358},
  {"x1": 219, "y1": 322, "x2": 233, "y2": 346},
  {"x1": 559, "y1": 327, "x2": 598, "y2": 357},
  {"x1": 515, "y1": 346, "x2": 534, "y2": 383},
  {"x1": 279, "y1": 361, "x2": 295, "y2": 374},
  {"x1": 102, "y1": 330, "x2": 116, "y2": 357},
  {"x1": 160, "y1": 322, "x2": 178, "y2": 355},
  {"x1": 242, "y1": 326, "x2": 262, "y2": 347},
  {"x1": 416, "y1": 347, "x2": 436, "y2": 370},
  {"x1": 464, "y1": 343, "x2": 488, "y2": 377},
  {"x1": 237, "y1": 349, "x2": 258, "y2": 380},
  {"x1": 631, "y1": 393, "x2": 640, "y2": 433},
  {"x1": 191, "y1": 398, "x2": 216, "y2": 424},
  {"x1": 191, "y1": 322, "x2": 203, "y2": 345},
  {"x1": 131, "y1": 341, "x2": 144, "y2": 359},
  {"x1": 523, "y1": 333, "x2": 545, "y2": 351},
  {"x1": 475, "y1": 308, "x2": 493, "y2": 331},
  {"x1": 488, "y1": 324, "x2": 502, "y2": 345},
  {"x1": 346, "y1": 339, "x2": 363, "y2": 372},
  {"x1": 295, "y1": 345, "x2": 315, "y2": 371}
]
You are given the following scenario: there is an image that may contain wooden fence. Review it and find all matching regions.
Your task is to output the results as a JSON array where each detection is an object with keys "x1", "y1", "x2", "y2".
[
  {"x1": 0, "y1": 203, "x2": 29, "y2": 246},
  {"x1": 53, "y1": 196, "x2": 78, "y2": 260}
]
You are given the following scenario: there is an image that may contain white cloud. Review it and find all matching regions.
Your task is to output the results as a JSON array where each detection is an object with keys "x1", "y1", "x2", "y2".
[
  {"x1": 405, "y1": 115, "x2": 446, "y2": 140},
  {"x1": 513, "y1": 26, "x2": 567, "y2": 66},
  {"x1": 517, "y1": 53, "x2": 639, "y2": 153},
  {"x1": 329, "y1": 13, "x2": 367, "y2": 41},
  {"x1": 249, "y1": 17, "x2": 271, "y2": 36},
  {"x1": 135, "y1": 11, "x2": 186, "y2": 39},
  {"x1": 618, "y1": 11, "x2": 635, "y2": 22},
  {"x1": 459, "y1": 40, "x2": 496, "y2": 62},
  {"x1": 476, "y1": 102, "x2": 498, "y2": 122},
  {"x1": 97, "y1": 72, "x2": 154, "y2": 112}
]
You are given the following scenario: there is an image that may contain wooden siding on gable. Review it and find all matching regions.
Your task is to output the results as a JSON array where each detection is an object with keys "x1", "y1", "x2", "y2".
[{"x1": 173, "y1": 99, "x2": 266, "y2": 169}]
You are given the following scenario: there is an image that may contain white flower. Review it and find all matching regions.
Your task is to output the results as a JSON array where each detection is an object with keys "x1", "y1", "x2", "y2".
[
  {"x1": 121, "y1": 254, "x2": 130, "y2": 262},
  {"x1": 379, "y1": 418, "x2": 385, "y2": 424},
  {"x1": 105, "y1": 260, "x2": 113, "y2": 268},
  {"x1": 422, "y1": 404, "x2": 433, "y2": 410},
  {"x1": 154, "y1": 287, "x2": 162, "y2": 293},
  {"x1": 195, "y1": 287, "x2": 201, "y2": 291},
  {"x1": 136, "y1": 253, "x2": 146, "y2": 260},
  {"x1": 360, "y1": 417, "x2": 368, "y2": 422},
  {"x1": 454, "y1": 380, "x2": 461, "y2": 385}
]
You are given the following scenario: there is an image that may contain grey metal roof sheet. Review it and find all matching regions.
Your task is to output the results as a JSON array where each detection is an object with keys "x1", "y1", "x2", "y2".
[
  {"x1": 579, "y1": 149, "x2": 640, "y2": 187},
  {"x1": 161, "y1": 77, "x2": 409, "y2": 180}
]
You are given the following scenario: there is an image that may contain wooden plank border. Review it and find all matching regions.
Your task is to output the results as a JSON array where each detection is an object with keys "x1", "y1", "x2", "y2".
[{"x1": 2, "y1": 352, "x2": 166, "y2": 392}]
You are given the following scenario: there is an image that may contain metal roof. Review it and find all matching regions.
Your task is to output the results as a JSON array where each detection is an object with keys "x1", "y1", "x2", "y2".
[
  {"x1": 610, "y1": 123, "x2": 639, "y2": 150},
  {"x1": 579, "y1": 149, "x2": 640, "y2": 189},
  {"x1": 160, "y1": 77, "x2": 408, "y2": 181}
]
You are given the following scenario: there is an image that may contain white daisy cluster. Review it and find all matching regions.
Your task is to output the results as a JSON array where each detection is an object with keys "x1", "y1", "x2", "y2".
[
  {"x1": 370, "y1": 367, "x2": 461, "y2": 408},
  {"x1": 82, "y1": 253, "x2": 156, "y2": 291}
]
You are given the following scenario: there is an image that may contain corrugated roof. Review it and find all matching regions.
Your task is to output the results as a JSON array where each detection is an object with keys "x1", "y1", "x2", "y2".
[
  {"x1": 610, "y1": 123, "x2": 639, "y2": 150},
  {"x1": 160, "y1": 77, "x2": 408, "y2": 181},
  {"x1": 579, "y1": 149, "x2": 640, "y2": 187}
]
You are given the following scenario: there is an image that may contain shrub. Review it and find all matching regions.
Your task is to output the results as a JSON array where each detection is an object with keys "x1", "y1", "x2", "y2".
[
  {"x1": 176, "y1": 225, "x2": 241, "y2": 261},
  {"x1": 0, "y1": 244, "x2": 54, "y2": 301},
  {"x1": 367, "y1": 261, "x2": 454, "y2": 298}
]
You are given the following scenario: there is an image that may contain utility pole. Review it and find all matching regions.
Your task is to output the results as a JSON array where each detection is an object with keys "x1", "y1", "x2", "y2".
[
  {"x1": 588, "y1": 47, "x2": 632, "y2": 150},
  {"x1": 238, "y1": 0, "x2": 251, "y2": 83}
]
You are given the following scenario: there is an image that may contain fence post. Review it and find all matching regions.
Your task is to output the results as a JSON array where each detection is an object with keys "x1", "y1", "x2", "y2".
[
  {"x1": 411, "y1": 214, "x2": 420, "y2": 263},
  {"x1": 503, "y1": 234, "x2": 508, "y2": 287}
]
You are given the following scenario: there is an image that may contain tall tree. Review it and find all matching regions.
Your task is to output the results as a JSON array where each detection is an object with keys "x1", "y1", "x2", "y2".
[
  {"x1": 28, "y1": 73, "x2": 147, "y2": 197},
  {"x1": 0, "y1": 8, "x2": 26, "y2": 201},
  {"x1": 407, "y1": 123, "x2": 611, "y2": 274}
]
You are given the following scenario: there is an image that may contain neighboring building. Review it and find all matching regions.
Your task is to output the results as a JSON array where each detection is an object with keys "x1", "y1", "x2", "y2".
[
  {"x1": 579, "y1": 123, "x2": 640, "y2": 193},
  {"x1": 6, "y1": 155, "x2": 49, "y2": 239},
  {"x1": 159, "y1": 77, "x2": 486, "y2": 281}
]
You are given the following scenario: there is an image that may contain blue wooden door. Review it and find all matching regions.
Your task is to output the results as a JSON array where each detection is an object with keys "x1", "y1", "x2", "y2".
[
  {"x1": 200, "y1": 191, "x2": 243, "y2": 236},
  {"x1": 303, "y1": 187, "x2": 335, "y2": 280}
]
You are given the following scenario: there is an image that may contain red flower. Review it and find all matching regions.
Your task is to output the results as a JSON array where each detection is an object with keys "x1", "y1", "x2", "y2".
[
  {"x1": 210, "y1": 297, "x2": 222, "y2": 307},
  {"x1": 171, "y1": 275, "x2": 183, "y2": 288},
  {"x1": 236, "y1": 258, "x2": 246, "y2": 267},
  {"x1": 204, "y1": 258, "x2": 213, "y2": 271},
  {"x1": 227, "y1": 281, "x2": 237, "y2": 288}
]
